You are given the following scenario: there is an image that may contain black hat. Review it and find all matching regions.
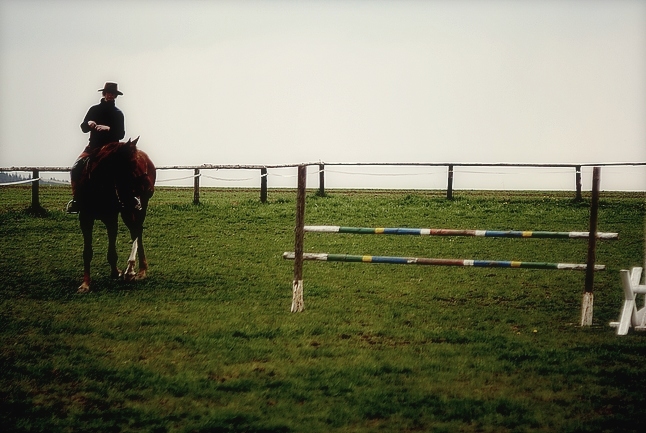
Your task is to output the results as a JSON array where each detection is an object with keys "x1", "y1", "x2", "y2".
[{"x1": 98, "y1": 82, "x2": 123, "y2": 95}]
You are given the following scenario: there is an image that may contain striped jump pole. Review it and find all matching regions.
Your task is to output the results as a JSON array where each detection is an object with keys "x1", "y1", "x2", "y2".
[
  {"x1": 283, "y1": 252, "x2": 606, "y2": 271},
  {"x1": 304, "y1": 226, "x2": 619, "y2": 240}
]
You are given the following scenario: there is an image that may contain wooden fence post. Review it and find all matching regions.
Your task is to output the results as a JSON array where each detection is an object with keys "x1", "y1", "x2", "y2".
[
  {"x1": 318, "y1": 163, "x2": 325, "y2": 197},
  {"x1": 193, "y1": 168, "x2": 200, "y2": 205},
  {"x1": 260, "y1": 167, "x2": 268, "y2": 203},
  {"x1": 581, "y1": 166, "x2": 600, "y2": 326},
  {"x1": 31, "y1": 169, "x2": 40, "y2": 210},
  {"x1": 291, "y1": 165, "x2": 307, "y2": 312},
  {"x1": 447, "y1": 165, "x2": 454, "y2": 200},
  {"x1": 575, "y1": 165, "x2": 582, "y2": 201}
]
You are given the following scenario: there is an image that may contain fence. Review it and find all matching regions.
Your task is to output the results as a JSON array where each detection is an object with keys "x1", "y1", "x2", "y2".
[{"x1": 0, "y1": 162, "x2": 644, "y2": 210}]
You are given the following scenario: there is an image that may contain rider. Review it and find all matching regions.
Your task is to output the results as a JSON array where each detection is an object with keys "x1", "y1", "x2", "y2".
[{"x1": 67, "y1": 82, "x2": 126, "y2": 213}]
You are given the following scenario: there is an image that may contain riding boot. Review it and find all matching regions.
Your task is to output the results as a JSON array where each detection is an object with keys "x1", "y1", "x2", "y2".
[
  {"x1": 67, "y1": 156, "x2": 88, "y2": 213},
  {"x1": 66, "y1": 199, "x2": 80, "y2": 214}
]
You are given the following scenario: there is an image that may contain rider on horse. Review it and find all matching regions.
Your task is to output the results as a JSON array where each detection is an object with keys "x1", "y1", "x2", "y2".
[{"x1": 67, "y1": 82, "x2": 126, "y2": 213}]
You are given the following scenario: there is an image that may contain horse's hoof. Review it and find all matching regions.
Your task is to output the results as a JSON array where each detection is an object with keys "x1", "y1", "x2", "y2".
[
  {"x1": 135, "y1": 270, "x2": 147, "y2": 281},
  {"x1": 77, "y1": 283, "x2": 90, "y2": 293},
  {"x1": 124, "y1": 272, "x2": 136, "y2": 283},
  {"x1": 111, "y1": 270, "x2": 123, "y2": 280}
]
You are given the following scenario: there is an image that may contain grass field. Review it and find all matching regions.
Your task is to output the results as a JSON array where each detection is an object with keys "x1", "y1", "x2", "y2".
[{"x1": 1, "y1": 185, "x2": 645, "y2": 432}]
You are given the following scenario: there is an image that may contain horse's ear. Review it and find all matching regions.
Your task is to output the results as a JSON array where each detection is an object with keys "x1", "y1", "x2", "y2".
[{"x1": 124, "y1": 137, "x2": 139, "y2": 149}]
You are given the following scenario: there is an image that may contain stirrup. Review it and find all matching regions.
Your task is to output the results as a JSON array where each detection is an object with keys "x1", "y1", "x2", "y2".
[{"x1": 65, "y1": 199, "x2": 79, "y2": 214}]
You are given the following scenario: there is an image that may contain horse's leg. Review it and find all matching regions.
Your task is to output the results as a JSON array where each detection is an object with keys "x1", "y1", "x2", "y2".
[
  {"x1": 136, "y1": 201, "x2": 151, "y2": 280},
  {"x1": 78, "y1": 212, "x2": 94, "y2": 293},
  {"x1": 135, "y1": 230, "x2": 148, "y2": 280},
  {"x1": 123, "y1": 236, "x2": 137, "y2": 281},
  {"x1": 105, "y1": 214, "x2": 121, "y2": 280},
  {"x1": 123, "y1": 206, "x2": 149, "y2": 281}
]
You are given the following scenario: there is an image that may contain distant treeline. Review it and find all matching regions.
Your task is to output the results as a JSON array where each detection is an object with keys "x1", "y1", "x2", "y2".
[{"x1": 0, "y1": 172, "x2": 68, "y2": 185}]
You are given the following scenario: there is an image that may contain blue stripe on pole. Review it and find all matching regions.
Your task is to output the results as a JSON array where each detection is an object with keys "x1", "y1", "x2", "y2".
[
  {"x1": 382, "y1": 228, "x2": 422, "y2": 235},
  {"x1": 484, "y1": 231, "x2": 523, "y2": 238},
  {"x1": 370, "y1": 255, "x2": 411, "y2": 264}
]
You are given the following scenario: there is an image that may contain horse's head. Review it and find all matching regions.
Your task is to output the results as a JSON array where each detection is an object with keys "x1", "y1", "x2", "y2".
[
  {"x1": 115, "y1": 137, "x2": 140, "y2": 168},
  {"x1": 116, "y1": 137, "x2": 157, "y2": 209}
]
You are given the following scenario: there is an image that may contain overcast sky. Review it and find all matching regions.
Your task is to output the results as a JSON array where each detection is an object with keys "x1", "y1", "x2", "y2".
[{"x1": 1, "y1": 0, "x2": 644, "y2": 190}]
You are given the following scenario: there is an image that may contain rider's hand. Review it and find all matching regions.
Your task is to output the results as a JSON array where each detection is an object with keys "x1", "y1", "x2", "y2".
[
  {"x1": 95, "y1": 125, "x2": 111, "y2": 132},
  {"x1": 88, "y1": 120, "x2": 97, "y2": 129}
]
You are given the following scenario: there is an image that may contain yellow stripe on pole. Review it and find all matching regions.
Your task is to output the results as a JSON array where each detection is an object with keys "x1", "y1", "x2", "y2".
[
  {"x1": 522, "y1": 231, "x2": 532, "y2": 237},
  {"x1": 511, "y1": 261, "x2": 522, "y2": 267},
  {"x1": 375, "y1": 228, "x2": 385, "y2": 234},
  {"x1": 362, "y1": 255, "x2": 373, "y2": 262}
]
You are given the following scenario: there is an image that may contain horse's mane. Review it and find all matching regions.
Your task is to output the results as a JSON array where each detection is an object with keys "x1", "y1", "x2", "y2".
[
  {"x1": 92, "y1": 141, "x2": 130, "y2": 167},
  {"x1": 85, "y1": 140, "x2": 141, "y2": 181}
]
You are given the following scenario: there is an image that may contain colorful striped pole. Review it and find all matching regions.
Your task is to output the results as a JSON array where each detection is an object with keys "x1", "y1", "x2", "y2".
[
  {"x1": 283, "y1": 252, "x2": 606, "y2": 271},
  {"x1": 304, "y1": 226, "x2": 618, "y2": 240}
]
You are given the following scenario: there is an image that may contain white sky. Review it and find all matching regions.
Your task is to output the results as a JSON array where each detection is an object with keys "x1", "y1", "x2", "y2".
[{"x1": 1, "y1": 0, "x2": 645, "y2": 190}]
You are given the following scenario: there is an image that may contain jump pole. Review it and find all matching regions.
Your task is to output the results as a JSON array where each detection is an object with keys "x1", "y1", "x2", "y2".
[
  {"x1": 581, "y1": 167, "x2": 601, "y2": 326},
  {"x1": 283, "y1": 252, "x2": 606, "y2": 271},
  {"x1": 304, "y1": 226, "x2": 618, "y2": 240},
  {"x1": 291, "y1": 165, "x2": 307, "y2": 312}
]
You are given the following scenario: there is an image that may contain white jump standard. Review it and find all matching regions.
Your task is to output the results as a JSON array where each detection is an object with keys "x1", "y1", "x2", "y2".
[{"x1": 610, "y1": 267, "x2": 646, "y2": 335}]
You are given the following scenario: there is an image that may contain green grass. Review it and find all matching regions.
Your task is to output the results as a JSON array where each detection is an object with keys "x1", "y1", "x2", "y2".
[{"x1": 1, "y1": 185, "x2": 645, "y2": 432}]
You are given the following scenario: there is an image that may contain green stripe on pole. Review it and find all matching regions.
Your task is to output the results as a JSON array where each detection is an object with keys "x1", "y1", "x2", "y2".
[{"x1": 338, "y1": 227, "x2": 379, "y2": 234}]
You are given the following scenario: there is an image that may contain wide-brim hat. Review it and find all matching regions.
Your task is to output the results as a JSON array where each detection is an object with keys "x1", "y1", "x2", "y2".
[{"x1": 98, "y1": 82, "x2": 123, "y2": 95}]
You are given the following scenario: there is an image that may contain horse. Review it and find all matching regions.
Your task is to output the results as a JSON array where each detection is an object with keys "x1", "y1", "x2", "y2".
[{"x1": 75, "y1": 137, "x2": 156, "y2": 293}]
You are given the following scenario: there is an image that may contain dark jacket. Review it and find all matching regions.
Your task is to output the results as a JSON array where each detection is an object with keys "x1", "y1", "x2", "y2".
[{"x1": 80, "y1": 99, "x2": 125, "y2": 148}]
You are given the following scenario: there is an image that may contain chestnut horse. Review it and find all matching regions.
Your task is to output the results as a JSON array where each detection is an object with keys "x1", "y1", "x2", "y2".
[{"x1": 75, "y1": 137, "x2": 156, "y2": 293}]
